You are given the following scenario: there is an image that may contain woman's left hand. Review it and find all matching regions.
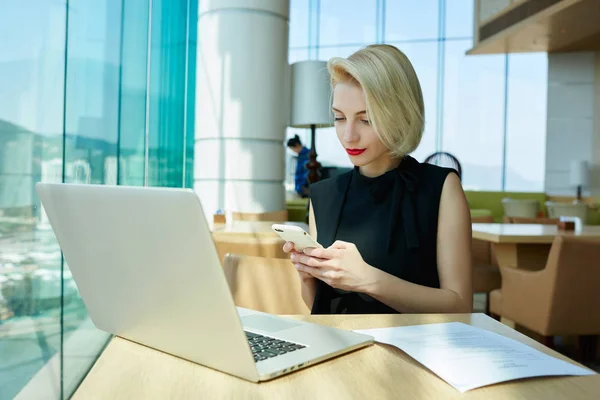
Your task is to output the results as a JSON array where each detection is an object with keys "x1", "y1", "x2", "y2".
[{"x1": 290, "y1": 240, "x2": 378, "y2": 293}]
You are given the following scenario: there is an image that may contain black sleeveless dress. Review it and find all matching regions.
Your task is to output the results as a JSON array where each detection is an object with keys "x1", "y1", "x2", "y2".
[{"x1": 309, "y1": 155, "x2": 455, "y2": 314}]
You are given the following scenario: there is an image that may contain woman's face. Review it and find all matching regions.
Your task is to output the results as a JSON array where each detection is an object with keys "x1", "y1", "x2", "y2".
[{"x1": 332, "y1": 82, "x2": 391, "y2": 174}]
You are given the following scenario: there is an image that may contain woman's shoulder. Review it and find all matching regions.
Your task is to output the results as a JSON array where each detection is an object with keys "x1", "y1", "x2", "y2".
[
  {"x1": 416, "y1": 160, "x2": 457, "y2": 179},
  {"x1": 405, "y1": 157, "x2": 458, "y2": 194}
]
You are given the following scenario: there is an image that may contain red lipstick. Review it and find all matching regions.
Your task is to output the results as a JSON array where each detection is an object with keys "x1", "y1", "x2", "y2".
[{"x1": 346, "y1": 148, "x2": 366, "y2": 156}]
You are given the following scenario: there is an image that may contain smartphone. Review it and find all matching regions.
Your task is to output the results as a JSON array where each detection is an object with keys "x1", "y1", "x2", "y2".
[{"x1": 271, "y1": 224, "x2": 322, "y2": 251}]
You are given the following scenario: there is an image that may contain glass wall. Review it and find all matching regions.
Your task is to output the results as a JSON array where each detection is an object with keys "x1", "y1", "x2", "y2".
[
  {"x1": 287, "y1": 0, "x2": 548, "y2": 191},
  {"x1": 0, "y1": 1, "x2": 197, "y2": 398}
]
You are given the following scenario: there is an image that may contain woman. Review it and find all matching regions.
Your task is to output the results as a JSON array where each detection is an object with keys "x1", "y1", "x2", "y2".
[
  {"x1": 287, "y1": 135, "x2": 310, "y2": 198},
  {"x1": 283, "y1": 44, "x2": 472, "y2": 314}
]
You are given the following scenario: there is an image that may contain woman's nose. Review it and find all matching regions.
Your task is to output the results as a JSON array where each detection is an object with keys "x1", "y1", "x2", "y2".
[{"x1": 344, "y1": 123, "x2": 359, "y2": 143}]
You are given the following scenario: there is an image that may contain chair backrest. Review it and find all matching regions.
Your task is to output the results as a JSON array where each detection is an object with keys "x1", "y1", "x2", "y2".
[
  {"x1": 471, "y1": 215, "x2": 494, "y2": 223},
  {"x1": 423, "y1": 152, "x2": 462, "y2": 179},
  {"x1": 232, "y1": 210, "x2": 288, "y2": 222},
  {"x1": 222, "y1": 254, "x2": 310, "y2": 315},
  {"x1": 503, "y1": 216, "x2": 559, "y2": 225},
  {"x1": 501, "y1": 198, "x2": 539, "y2": 218},
  {"x1": 544, "y1": 236, "x2": 600, "y2": 334},
  {"x1": 545, "y1": 202, "x2": 589, "y2": 224}
]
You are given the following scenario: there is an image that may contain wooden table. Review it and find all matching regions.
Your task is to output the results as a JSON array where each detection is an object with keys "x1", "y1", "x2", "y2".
[
  {"x1": 210, "y1": 221, "x2": 309, "y2": 260},
  {"x1": 210, "y1": 220, "x2": 309, "y2": 238},
  {"x1": 472, "y1": 223, "x2": 600, "y2": 270},
  {"x1": 73, "y1": 313, "x2": 599, "y2": 399}
]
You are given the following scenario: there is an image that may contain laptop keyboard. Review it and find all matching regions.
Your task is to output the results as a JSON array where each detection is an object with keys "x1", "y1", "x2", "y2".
[{"x1": 245, "y1": 331, "x2": 306, "y2": 362}]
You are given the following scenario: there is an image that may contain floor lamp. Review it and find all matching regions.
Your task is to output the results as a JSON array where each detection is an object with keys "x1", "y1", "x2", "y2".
[{"x1": 290, "y1": 60, "x2": 332, "y2": 184}]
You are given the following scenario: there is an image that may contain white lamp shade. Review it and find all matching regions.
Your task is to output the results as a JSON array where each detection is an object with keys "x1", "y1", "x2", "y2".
[
  {"x1": 569, "y1": 160, "x2": 589, "y2": 187},
  {"x1": 290, "y1": 60, "x2": 333, "y2": 128}
]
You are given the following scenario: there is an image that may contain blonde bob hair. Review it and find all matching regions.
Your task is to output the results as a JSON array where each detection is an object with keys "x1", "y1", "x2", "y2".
[{"x1": 327, "y1": 44, "x2": 424, "y2": 158}]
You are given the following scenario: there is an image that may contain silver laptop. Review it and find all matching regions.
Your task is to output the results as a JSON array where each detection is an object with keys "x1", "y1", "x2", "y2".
[{"x1": 35, "y1": 183, "x2": 373, "y2": 382}]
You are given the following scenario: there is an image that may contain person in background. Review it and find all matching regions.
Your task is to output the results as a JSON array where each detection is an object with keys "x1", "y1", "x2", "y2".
[
  {"x1": 283, "y1": 44, "x2": 473, "y2": 315},
  {"x1": 287, "y1": 135, "x2": 310, "y2": 198}
]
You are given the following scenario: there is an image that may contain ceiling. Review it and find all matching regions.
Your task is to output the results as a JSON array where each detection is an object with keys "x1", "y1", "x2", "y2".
[{"x1": 467, "y1": 0, "x2": 600, "y2": 55}]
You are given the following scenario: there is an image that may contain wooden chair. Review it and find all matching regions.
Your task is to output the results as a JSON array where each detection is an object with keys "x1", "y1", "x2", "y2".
[
  {"x1": 490, "y1": 236, "x2": 600, "y2": 361},
  {"x1": 471, "y1": 215, "x2": 501, "y2": 314},
  {"x1": 232, "y1": 210, "x2": 288, "y2": 222},
  {"x1": 222, "y1": 254, "x2": 310, "y2": 315}
]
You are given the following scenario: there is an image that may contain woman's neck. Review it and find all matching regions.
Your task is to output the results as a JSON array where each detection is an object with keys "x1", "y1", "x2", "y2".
[{"x1": 358, "y1": 155, "x2": 403, "y2": 178}]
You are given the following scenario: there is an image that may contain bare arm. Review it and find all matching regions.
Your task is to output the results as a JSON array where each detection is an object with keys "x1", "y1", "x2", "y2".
[{"x1": 364, "y1": 173, "x2": 473, "y2": 313}]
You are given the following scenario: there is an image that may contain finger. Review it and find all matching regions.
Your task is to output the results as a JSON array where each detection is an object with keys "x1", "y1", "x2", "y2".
[
  {"x1": 291, "y1": 253, "x2": 331, "y2": 268},
  {"x1": 294, "y1": 262, "x2": 323, "y2": 278},
  {"x1": 283, "y1": 241, "x2": 295, "y2": 253},
  {"x1": 297, "y1": 264, "x2": 337, "y2": 286},
  {"x1": 316, "y1": 270, "x2": 339, "y2": 287},
  {"x1": 294, "y1": 266, "x2": 313, "y2": 279},
  {"x1": 330, "y1": 240, "x2": 350, "y2": 249},
  {"x1": 303, "y1": 247, "x2": 342, "y2": 259}
]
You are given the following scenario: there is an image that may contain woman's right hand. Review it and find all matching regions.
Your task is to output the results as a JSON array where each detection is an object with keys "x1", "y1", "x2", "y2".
[{"x1": 283, "y1": 241, "x2": 314, "y2": 282}]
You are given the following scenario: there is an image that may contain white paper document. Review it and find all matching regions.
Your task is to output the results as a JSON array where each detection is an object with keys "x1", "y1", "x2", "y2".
[{"x1": 354, "y1": 322, "x2": 595, "y2": 392}]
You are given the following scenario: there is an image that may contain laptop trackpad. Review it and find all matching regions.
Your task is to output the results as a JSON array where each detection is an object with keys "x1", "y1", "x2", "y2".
[{"x1": 242, "y1": 315, "x2": 301, "y2": 333}]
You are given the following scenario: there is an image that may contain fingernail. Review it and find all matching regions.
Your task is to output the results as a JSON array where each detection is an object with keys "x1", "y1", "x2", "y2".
[
  {"x1": 294, "y1": 263, "x2": 300, "y2": 270},
  {"x1": 290, "y1": 254, "x2": 296, "y2": 261}
]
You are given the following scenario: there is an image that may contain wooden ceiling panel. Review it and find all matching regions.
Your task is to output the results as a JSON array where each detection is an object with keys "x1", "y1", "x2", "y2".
[{"x1": 468, "y1": 0, "x2": 600, "y2": 55}]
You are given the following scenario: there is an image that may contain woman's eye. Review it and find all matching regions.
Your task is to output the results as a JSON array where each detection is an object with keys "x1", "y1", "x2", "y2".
[
  {"x1": 361, "y1": 120, "x2": 371, "y2": 125},
  {"x1": 334, "y1": 117, "x2": 345, "y2": 122}
]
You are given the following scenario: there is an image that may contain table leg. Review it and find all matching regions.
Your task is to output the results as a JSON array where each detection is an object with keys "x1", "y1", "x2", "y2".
[{"x1": 492, "y1": 243, "x2": 551, "y2": 270}]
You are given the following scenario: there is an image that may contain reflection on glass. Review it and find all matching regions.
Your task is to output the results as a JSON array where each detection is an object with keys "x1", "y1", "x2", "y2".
[
  {"x1": 385, "y1": 0, "x2": 439, "y2": 41},
  {"x1": 0, "y1": 1, "x2": 65, "y2": 399},
  {"x1": 319, "y1": 0, "x2": 377, "y2": 46},
  {"x1": 0, "y1": 0, "x2": 197, "y2": 398},
  {"x1": 505, "y1": 53, "x2": 548, "y2": 192},
  {"x1": 119, "y1": 0, "x2": 151, "y2": 187},
  {"x1": 148, "y1": 0, "x2": 188, "y2": 188},
  {"x1": 442, "y1": 40, "x2": 505, "y2": 190},
  {"x1": 61, "y1": 0, "x2": 123, "y2": 395}
]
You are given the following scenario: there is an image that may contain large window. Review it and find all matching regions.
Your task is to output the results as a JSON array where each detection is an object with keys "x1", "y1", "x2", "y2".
[
  {"x1": 290, "y1": 0, "x2": 310, "y2": 48},
  {"x1": 505, "y1": 53, "x2": 548, "y2": 192},
  {"x1": 445, "y1": 0, "x2": 474, "y2": 38},
  {"x1": 319, "y1": 0, "x2": 377, "y2": 46},
  {"x1": 287, "y1": 0, "x2": 548, "y2": 192},
  {"x1": 441, "y1": 40, "x2": 506, "y2": 190},
  {"x1": 385, "y1": 0, "x2": 439, "y2": 41},
  {"x1": 0, "y1": 1, "x2": 196, "y2": 398}
]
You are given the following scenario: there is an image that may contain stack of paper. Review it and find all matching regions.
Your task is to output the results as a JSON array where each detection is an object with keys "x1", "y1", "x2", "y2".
[{"x1": 354, "y1": 322, "x2": 595, "y2": 393}]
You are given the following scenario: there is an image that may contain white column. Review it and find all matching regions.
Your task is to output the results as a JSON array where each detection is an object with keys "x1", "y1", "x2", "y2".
[
  {"x1": 545, "y1": 52, "x2": 600, "y2": 197},
  {"x1": 194, "y1": 0, "x2": 290, "y2": 219}
]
